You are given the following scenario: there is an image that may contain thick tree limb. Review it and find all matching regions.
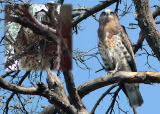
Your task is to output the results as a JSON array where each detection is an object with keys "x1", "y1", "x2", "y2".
[
  {"x1": 77, "y1": 71, "x2": 160, "y2": 98},
  {"x1": 37, "y1": 82, "x2": 77, "y2": 114},
  {"x1": 46, "y1": 69, "x2": 70, "y2": 114},
  {"x1": 133, "y1": 0, "x2": 160, "y2": 60},
  {"x1": 0, "y1": 76, "x2": 38, "y2": 94},
  {"x1": 0, "y1": 76, "x2": 77, "y2": 114},
  {"x1": 134, "y1": 5, "x2": 160, "y2": 54},
  {"x1": 63, "y1": 70, "x2": 88, "y2": 113},
  {"x1": 0, "y1": 71, "x2": 160, "y2": 113},
  {"x1": 72, "y1": 0, "x2": 119, "y2": 27}
]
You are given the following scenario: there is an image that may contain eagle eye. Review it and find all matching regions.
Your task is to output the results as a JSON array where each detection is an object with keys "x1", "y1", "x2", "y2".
[
  {"x1": 100, "y1": 12, "x2": 106, "y2": 17},
  {"x1": 110, "y1": 11, "x2": 114, "y2": 15},
  {"x1": 45, "y1": 16, "x2": 48, "y2": 20}
]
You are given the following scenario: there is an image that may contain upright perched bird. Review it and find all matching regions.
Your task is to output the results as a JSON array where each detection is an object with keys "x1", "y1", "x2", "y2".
[
  {"x1": 98, "y1": 9, "x2": 143, "y2": 108},
  {"x1": 15, "y1": 9, "x2": 58, "y2": 70}
]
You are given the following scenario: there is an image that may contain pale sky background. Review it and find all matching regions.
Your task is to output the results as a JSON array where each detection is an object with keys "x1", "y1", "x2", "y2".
[{"x1": 0, "y1": 0, "x2": 160, "y2": 114}]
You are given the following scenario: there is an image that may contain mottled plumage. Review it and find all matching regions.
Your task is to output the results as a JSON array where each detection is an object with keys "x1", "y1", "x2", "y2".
[
  {"x1": 15, "y1": 9, "x2": 58, "y2": 70},
  {"x1": 98, "y1": 9, "x2": 143, "y2": 108}
]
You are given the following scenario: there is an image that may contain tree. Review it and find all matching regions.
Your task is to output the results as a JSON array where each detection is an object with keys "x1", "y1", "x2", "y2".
[{"x1": 0, "y1": 0, "x2": 160, "y2": 114}]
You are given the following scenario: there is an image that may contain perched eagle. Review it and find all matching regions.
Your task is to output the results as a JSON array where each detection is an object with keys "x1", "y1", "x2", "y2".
[
  {"x1": 98, "y1": 9, "x2": 143, "y2": 108},
  {"x1": 15, "y1": 9, "x2": 59, "y2": 70}
]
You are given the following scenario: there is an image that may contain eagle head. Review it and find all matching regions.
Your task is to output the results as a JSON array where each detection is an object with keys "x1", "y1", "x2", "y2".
[
  {"x1": 34, "y1": 9, "x2": 50, "y2": 25},
  {"x1": 99, "y1": 9, "x2": 117, "y2": 24}
]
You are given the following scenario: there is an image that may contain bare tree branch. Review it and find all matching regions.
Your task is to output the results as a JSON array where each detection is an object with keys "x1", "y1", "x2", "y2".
[
  {"x1": 156, "y1": 21, "x2": 160, "y2": 24},
  {"x1": 134, "y1": 5, "x2": 160, "y2": 53},
  {"x1": 36, "y1": 82, "x2": 77, "y2": 114},
  {"x1": 46, "y1": 69, "x2": 70, "y2": 113},
  {"x1": 153, "y1": 6, "x2": 160, "y2": 19},
  {"x1": 0, "y1": 76, "x2": 78, "y2": 114},
  {"x1": 63, "y1": 70, "x2": 88, "y2": 113},
  {"x1": 77, "y1": 71, "x2": 160, "y2": 98},
  {"x1": 90, "y1": 83, "x2": 119, "y2": 114},
  {"x1": 2, "y1": 71, "x2": 160, "y2": 113},
  {"x1": 4, "y1": 71, "x2": 30, "y2": 114},
  {"x1": 133, "y1": 0, "x2": 160, "y2": 60},
  {"x1": 0, "y1": 1, "x2": 160, "y2": 114},
  {"x1": 105, "y1": 87, "x2": 121, "y2": 114},
  {"x1": 1, "y1": 71, "x2": 15, "y2": 78},
  {"x1": 72, "y1": 0, "x2": 119, "y2": 27},
  {"x1": 133, "y1": 31, "x2": 144, "y2": 53}
]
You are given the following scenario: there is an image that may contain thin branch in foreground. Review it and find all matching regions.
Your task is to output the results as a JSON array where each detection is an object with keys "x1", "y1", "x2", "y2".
[
  {"x1": 156, "y1": 21, "x2": 160, "y2": 24},
  {"x1": 1, "y1": 71, "x2": 15, "y2": 78},
  {"x1": 105, "y1": 87, "x2": 121, "y2": 114},
  {"x1": 16, "y1": 94, "x2": 28, "y2": 114},
  {"x1": 90, "y1": 83, "x2": 119, "y2": 114},
  {"x1": 4, "y1": 71, "x2": 30, "y2": 114}
]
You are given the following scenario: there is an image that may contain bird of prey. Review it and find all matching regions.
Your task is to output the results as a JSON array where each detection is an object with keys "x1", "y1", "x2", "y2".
[
  {"x1": 98, "y1": 9, "x2": 143, "y2": 108},
  {"x1": 15, "y1": 9, "x2": 58, "y2": 70}
]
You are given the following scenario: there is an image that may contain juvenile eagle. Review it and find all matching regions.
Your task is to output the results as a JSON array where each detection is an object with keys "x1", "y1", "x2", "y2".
[{"x1": 98, "y1": 9, "x2": 143, "y2": 108}]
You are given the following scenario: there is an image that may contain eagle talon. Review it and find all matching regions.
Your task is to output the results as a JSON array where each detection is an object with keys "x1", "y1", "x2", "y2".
[{"x1": 109, "y1": 63, "x2": 119, "y2": 75}]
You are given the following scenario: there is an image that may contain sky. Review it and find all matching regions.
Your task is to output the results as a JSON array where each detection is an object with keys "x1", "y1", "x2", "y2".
[{"x1": 0, "y1": 0, "x2": 160, "y2": 114}]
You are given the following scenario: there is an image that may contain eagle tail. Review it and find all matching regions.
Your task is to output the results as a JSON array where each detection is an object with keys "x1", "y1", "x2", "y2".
[{"x1": 121, "y1": 83, "x2": 143, "y2": 108}]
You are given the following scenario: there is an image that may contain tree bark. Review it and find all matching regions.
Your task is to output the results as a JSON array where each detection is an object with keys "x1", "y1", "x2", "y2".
[
  {"x1": 77, "y1": 71, "x2": 160, "y2": 98},
  {"x1": 133, "y1": 0, "x2": 160, "y2": 60}
]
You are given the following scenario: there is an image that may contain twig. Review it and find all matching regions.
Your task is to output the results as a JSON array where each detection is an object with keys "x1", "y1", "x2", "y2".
[
  {"x1": 72, "y1": 7, "x2": 89, "y2": 11},
  {"x1": 1, "y1": 71, "x2": 15, "y2": 78},
  {"x1": 105, "y1": 87, "x2": 121, "y2": 114},
  {"x1": 156, "y1": 21, "x2": 160, "y2": 24},
  {"x1": 16, "y1": 94, "x2": 28, "y2": 114},
  {"x1": 4, "y1": 71, "x2": 30, "y2": 114},
  {"x1": 90, "y1": 83, "x2": 119, "y2": 114}
]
